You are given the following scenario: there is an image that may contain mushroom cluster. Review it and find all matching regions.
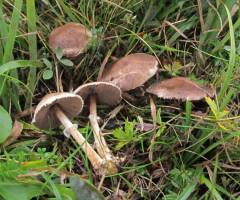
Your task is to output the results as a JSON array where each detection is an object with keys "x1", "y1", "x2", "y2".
[
  {"x1": 32, "y1": 22, "x2": 214, "y2": 176},
  {"x1": 32, "y1": 93, "x2": 105, "y2": 173}
]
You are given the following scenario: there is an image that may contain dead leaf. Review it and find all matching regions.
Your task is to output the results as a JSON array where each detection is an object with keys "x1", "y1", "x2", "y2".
[
  {"x1": 135, "y1": 122, "x2": 155, "y2": 132},
  {"x1": 149, "y1": 96, "x2": 157, "y2": 129},
  {"x1": 3, "y1": 120, "x2": 23, "y2": 147},
  {"x1": 15, "y1": 106, "x2": 35, "y2": 118}
]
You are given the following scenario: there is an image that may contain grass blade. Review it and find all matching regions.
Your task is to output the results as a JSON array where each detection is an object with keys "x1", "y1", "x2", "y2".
[
  {"x1": 25, "y1": 0, "x2": 37, "y2": 108},
  {"x1": 177, "y1": 182, "x2": 197, "y2": 200},
  {"x1": 184, "y1": 99, "x2": 192, "y2": 132},
  {"x1": 219, "y1": 88, "x2": 236, "y2": 111},
  {"x1": 0, "y1": 60, "x2": 42, "y2": 74},
  {"x1": 218, "y1": 3, "x2": 236, "y2": 102},
  {"x1": 212, "y1": 16, "x2": 240, "y2": 53},
  {"x1": 200, "y1": 175, "x2": 223, "y2": 200},
  {"x1": 0, "y1": 0, "x2": 23, "y2": 110},
  {"x1": 0, "y1": 0, "x2": 8, "y2": 55},
  {"x1": 2, "y1": 0, "x2": 22, "y2": 63},
  {"x1": 56, "y1": 0, "x2": 78, "y2": 22}
]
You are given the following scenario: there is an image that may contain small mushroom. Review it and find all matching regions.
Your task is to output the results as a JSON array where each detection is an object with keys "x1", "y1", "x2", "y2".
[
  {"x1": 32, "y1": 92, "x2": 106, "y2": 174},
  {"x1": 74, "y1": 82, "x2": 122, "y2": 173},
  {"x1": 100, "y1": 53, "x2": 158, "y2": 91},
  {"x1": 49, "y1": 22, "x2": 92, "y2": 59},
  {"x1": 146, "y1": 77, "x2": 214, "y2": 100}
]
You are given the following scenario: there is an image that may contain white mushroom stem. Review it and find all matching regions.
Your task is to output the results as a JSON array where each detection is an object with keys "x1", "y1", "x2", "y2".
[
  {"x1": 89, "y1": 95, "x2": 114, "y2": 161},
  {"x1": 52, "y1": 105, "x2": 104, "y2": 172}
]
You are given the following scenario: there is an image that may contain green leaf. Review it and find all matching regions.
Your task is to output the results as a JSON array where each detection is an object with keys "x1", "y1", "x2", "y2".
[
  {"x1": 42, "y1": 173, "x2": 62, "y2": 200},
  {"x1": 43, "y1": 69, "x2": 53, "y2": 80},
  {"x1": 205, "y1": 97, "x2": 219, "y2": 118},
  {"x1": 217, "y1": 110, "x2": 229, "y2": 119},
  {"x1": 164, "y1": 60, "x2": 184, "y2": 75},
  {"x1": 43, "y1": 58, "x2": 53, "y2": 69},
  {"x1": 125, "y1": 120, "x2": 135, "y2": 137},
  {"x1": 0, "y1": 178, "x2": 44, "y2": 200},
  {"x1": 55, "y1": 184, "x2": 75, "y2": 200},
  {"x1": 113, "y1": 120, "x2": 136, "y2": 150},
  {"x1": 205, "y1": 97, "x2": 229, "y2": 120},
  {"x1": 0, "y1": 105, "x2": 12, "y2": 143},
  {"x1": 55, "y1": 47, "x2": 64, "y2": 60},
  {"x1": 60, "y1": 59, "x2": 74, "y2": 67},
  {"x1": 69, "y1": 176, "x2": 105, "y2": 200},
  {"x1": 115, "y1": 141, "x2": 130, "y2": 150},
  {"x1": 113, "y1": 128, "x2": 126, "y2": 140},
  {"x1": 0, "y1": 59, "x2": 41, "y2": 104},
  {"x1": 155, "y1": 124, "x2": 166, "y2": 138},
  {"x1": 0, "y1": 60, "x2": 42, "y2": 74}
]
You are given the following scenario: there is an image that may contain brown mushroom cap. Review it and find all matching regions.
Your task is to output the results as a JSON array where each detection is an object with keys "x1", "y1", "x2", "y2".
[
  {"x1": 74, "y1": 82, "x2": 122, "y2": 106},
  {"x1": 146, "y1": 77, "x2": 214, "y2": 101},
  {"x1": 49, "y1": 22, "x2": 92, "y2": 58},
  {"x1": 100, "y1": 53, "x2": 158, "y2": 91},
  {"x1": 32, "y1": 93, "x2": 84, "y2": 129}
]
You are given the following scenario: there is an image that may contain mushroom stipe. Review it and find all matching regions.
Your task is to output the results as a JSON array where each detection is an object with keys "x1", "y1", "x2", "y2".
[
  {"x1": 32, "y1": 93, "x2": 117, "y2": 175},
  {"x1": 52, "y1": 105, "x2": 104, "y2": 171},
  {"x1": 74, "y1": 82, "x2": 122, "y2": 171}
]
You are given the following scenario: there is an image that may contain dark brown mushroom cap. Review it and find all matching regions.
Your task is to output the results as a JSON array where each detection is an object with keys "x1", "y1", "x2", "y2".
[
  {"x1": 100, "y1": 53, "x2": 158, "y2": 91},
  {"x1": 74, "y1": 82, "x2": 122, "y2": 106},
  {"x1": 146, "y1": 77, "x2": 214, "y2": 101},
  {"x1": 49, "y1": 22, "x2": 92, "y2": 58},
  {"x1": 32, "y1": 93, "x2": 84, "y2": 129}
]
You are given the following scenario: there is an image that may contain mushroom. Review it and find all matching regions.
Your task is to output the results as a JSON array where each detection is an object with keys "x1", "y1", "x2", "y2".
[
  {"x1": 100, "y1": 53, "x2": 158, "y2": 91},
  {"x1": 32, "y1": 92, "x2": 106, "y2": 174},
  {"x1": 49, "y1": 22, "x2": 92, "y2": 59},
  {"x1": 100, "y1": 53, "x2": 159, "y2": 131},
  {"x1": 146, "y1": 77, "x2": 214, "y2": 100},
  {"x1": 74, "y1": 82, "x2": 122, "y2": 173}
]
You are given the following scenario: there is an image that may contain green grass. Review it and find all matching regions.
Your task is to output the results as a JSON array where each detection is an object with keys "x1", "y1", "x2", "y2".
[
  {"x1": 0, "y1": 0, "x2": 239, "y2": 199},
  {"x1": 0, "y1": 0, "x2": 23, "y2": 110},
  {"x1": 25, "y1": 0, "x2": 38, "y2": 108},
  {"x1": 218, "y1": 3, "x2": 236, "y2": 105}
]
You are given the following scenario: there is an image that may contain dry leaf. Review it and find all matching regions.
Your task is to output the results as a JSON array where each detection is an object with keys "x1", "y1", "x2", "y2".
[
  {"x1": 135, "y1": 122, "x2": 155, "y2": 132},
  {"x1": 3, "y1": 120, "x2": 23, "y2": 147}
]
